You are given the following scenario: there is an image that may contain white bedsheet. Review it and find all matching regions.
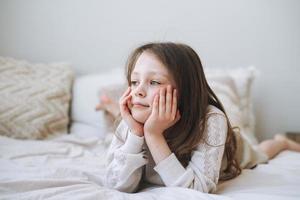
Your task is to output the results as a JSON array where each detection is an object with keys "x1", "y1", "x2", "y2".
[{"x1": 0, "y1": 133, "x2": 299, "y2": 200}]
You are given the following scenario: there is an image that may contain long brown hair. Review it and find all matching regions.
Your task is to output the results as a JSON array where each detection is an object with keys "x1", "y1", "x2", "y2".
[{"x1": 125, "y1": 42, "x2": 241, "y2": 181}]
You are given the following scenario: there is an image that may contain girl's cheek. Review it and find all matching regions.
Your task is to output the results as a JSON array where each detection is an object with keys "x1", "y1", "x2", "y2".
[{"x1": 149, "y1": 89, "x2": 160, "y2": 106}]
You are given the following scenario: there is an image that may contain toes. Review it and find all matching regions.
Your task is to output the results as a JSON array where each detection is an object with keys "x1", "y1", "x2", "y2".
[{"x1": 100, "y1": 95, "x2": 112, "y2": 103}]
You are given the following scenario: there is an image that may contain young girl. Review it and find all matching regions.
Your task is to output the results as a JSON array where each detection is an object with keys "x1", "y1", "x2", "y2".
[{"x1": 97, "y1": 42, "x2": 300, "y2": 193}]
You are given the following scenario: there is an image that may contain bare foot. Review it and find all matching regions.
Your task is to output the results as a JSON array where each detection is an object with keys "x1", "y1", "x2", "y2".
[
  {"x1": 274, "y1": 134, "x2": 300, "y2": 152},
  {"x1": 274, "y1": 134, "x2": 287, "y2": 141},
  {"x1": 95, "y1": 95, "x2": 120, "y2": 118}
]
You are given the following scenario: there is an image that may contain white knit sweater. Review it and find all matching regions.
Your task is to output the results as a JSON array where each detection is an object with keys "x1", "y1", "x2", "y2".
[{"x1": 105, "y1": 105, "x2": 227, "y2": 193}]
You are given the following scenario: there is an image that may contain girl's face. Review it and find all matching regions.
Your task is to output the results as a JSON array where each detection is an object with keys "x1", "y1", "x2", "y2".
[{"x1": 130, "y1": 51, "x2": 176, "y2": 123}]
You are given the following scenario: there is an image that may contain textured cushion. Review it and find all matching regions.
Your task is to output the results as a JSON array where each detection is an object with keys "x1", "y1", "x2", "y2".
[
  {"x1": 70, "y1": 66, "x2": 258, "y2": 144},
  {"x1": 205, "y1": 66, "x2": 258, "y2": 145},
  {"x1": 0, "y1": 57, "x2": 74, "y2": 139}
]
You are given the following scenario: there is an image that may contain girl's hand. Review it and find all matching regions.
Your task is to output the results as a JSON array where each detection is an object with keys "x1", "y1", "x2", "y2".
[
  {"x1": 144, "y1": 85, "x2": 180, "y2": 138},
  {"x1": 119, "y1": 87, "x2": 144, "y2": 137}
]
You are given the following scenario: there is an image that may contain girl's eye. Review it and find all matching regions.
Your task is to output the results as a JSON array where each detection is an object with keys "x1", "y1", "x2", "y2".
[
  {"x1": 150, "y1": 80, "x2": 161, "y2": 85},
  {"x1": 131, "y1": 81, "x2": 138, "y2": 86}
]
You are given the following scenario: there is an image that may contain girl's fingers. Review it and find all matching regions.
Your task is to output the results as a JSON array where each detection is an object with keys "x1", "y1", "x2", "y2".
[
  {"x1": 124, "y1": 93, "x2": 132, "y2": 102},
  {"x1": 159, "y1": 88, "x2": 166, "y2": 116},
  {"x1": 165, "y1": 85, "x2": 172, "y2": 115},
  {"x1": 121, "y1": 95, "x2": 131, "y2": 108},
  {"x1": 120, "y1": 92, "x2": 132, "y2": 115},
  {"x1": 175, "y1": 110, "x2": 181, "y2": 122},
  {"x1": 120, "y1": 89, "x2": 131, "y2": 104},
  {"x1": 171, "y1": 89, "x2": 177, "y2": 119},
  {"x1": 120, "y1": 87, "x2": 131, "y2": 99},
  {"x1": 152, "y1": 94, "x2": 159, "y2": 116},
  {"x1": 127, "y1": 95, "x2": 133, "y2": 109}
]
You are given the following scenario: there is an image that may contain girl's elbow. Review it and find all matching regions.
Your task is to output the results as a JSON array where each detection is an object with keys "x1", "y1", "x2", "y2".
[
  {"x1": 106, "y1": 181, "x2": 139, "y2": 193},
  {"x1": 188, "y1": 179, "x2": 216, "y2": 193},
  {"x1": 104, "y1": 172, "x2": 141, "y2": 193}
]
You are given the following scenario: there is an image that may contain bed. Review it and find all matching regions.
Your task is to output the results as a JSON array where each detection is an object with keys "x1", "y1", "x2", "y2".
[
  {"x1": 0, "y1": 134, "x2": 299, "y2": 200},
  {"x1": 0, "y1": 57, "x2": 299, "y2": 200}
]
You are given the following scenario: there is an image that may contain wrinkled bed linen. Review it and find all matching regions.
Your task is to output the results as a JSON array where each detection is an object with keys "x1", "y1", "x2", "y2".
[{"x1": 0, "y1": 134, "x2": 299, "y2": 200}]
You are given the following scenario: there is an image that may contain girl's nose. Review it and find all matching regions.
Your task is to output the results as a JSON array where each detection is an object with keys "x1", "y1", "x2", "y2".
[{"x1": 135, "y1": 86, "x2": 146, "y2": 97}]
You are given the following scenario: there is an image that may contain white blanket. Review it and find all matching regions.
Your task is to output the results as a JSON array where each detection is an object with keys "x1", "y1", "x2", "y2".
[{"x1": 0, "y1": 134, "x2": 299, "y2": 200}]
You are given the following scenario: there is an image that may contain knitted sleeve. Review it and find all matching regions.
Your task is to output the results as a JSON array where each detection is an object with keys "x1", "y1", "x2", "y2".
[
  {"x1": 154, "y1": 112, "x2": 228, "y2": 193},
  {"x1": 105, "y1": 120, "x2": 148, "y2": 192}
]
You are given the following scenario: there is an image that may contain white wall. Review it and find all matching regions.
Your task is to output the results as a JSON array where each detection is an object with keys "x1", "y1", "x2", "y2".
[{"x1": 0, "y1": 0, "x2": 299, "y2": 141}]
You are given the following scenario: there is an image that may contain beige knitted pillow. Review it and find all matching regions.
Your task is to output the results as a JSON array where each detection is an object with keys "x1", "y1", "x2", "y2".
[
  {"x1": 0, "y1": 57, "x2": 74, "y2": 139},
  {"x1": 205, "y1": 67, "x2": 258, "y2": 145}
]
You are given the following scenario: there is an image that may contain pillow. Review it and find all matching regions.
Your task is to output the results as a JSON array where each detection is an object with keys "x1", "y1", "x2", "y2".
[
  {"x1": 70, "y1": 68, "x2": 126, "y2": 139},
  {"x1": 205, "y1": 66, "x2": 258, "y2": 145},
  {"x1": 70, "y1": 66, "x2": 258, "y2": 144},
  {"x1": 0, "y1": 57, "x2": 74, "y2": 139}
]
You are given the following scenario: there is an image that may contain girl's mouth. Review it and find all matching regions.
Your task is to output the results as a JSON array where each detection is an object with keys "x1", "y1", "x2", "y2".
[{"x1": 132, "y1": 103, "x2": 149, "y2": 108}]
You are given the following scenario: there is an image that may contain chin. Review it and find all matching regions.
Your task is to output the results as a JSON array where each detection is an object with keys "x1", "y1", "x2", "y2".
[{"x1": 131, "y1": 109, "x2": 149, "y2": 124}]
